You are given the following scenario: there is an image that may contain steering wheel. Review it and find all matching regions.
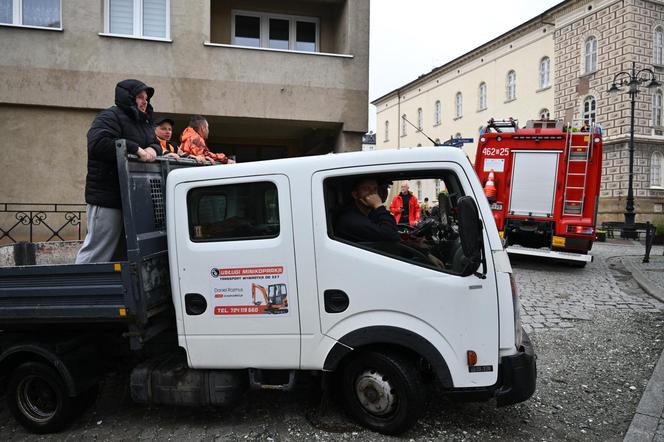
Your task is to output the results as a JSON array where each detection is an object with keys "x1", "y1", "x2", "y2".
[{"x1": 409, "y1": 217, "x2": 438, "y2": 238}]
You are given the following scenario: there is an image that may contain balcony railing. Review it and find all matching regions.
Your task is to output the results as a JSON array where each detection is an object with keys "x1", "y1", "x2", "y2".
[{"x1": 0, "y1": 203, "x2": 86, "y2": 245}]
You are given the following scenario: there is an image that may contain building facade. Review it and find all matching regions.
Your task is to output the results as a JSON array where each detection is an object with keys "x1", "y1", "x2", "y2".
[
  {"x1": 0, "y1": 0, "x2": 369, "y2": 207},
  {"x1": 373, "y1": 0, "x2": 664, "y2": 223}
]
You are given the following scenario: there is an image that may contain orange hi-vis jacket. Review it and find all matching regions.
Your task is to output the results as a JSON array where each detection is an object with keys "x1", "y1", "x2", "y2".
[
  {"x1": 179, "y1": 127, "x2": 229, "y2": 163},
  {"x1": 158, "y1": 138, "x2": 177, "y2": 155}
]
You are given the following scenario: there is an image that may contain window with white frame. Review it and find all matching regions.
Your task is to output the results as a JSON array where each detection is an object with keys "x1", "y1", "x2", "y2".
[
  {"x1": 584, "y1": 36, "x2": 598, "y2": 74},
  {"x1": 417, "y1": 108, "x2": 423, "y2": 130},
  {"x1": 478, "y1": 82, "x2": 487, "y2": 110},
  {"x1": 539, "y1": 57, "x2": 551, "y2": 89},
  {"x1": 655, "y1": 27, "x2": 663, "y2": 65},
  {"x1": 105, "y1": 0, "x2": 169, "y2": 39},
  {"x1": 653, "y1": 90, "x2": 663, "y2": 130},
  {"x1": 582, "y1": 96, "x2": 596, "y2": 126},
  {"x1": 434, "y1": 100, "x2": 441, "y2": 126},
  {"x1": 384, "y1": 120, "x2": 389, "y2": 142},
  {"x1": 651, "y1": 151, "x2": 664, "y2": 187},
  {"x1": 506, "y1": 70, "x2": 516, "y2": 101},
  {"x1": 0, "y1": 0, "x2": 61, "y2": 28},
  {"x1": 539, "y1": 108, "x2": 551, "y2": 120},
  {"x1": 232, "y1": 10, "x2": 319, "y2": 52},
  {"x1": 401, "y1": 114, "x2": 407, "y2": 137},
  {"x1": 455, "y1": 92, "x2": 462, "y2": 118}
]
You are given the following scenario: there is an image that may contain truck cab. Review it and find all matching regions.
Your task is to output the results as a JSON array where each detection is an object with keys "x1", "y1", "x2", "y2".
[{"x1": 167, "y1": 146, "x2": 535, "y2": 433}]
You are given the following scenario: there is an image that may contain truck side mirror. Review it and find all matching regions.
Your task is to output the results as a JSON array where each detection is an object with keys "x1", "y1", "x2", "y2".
[{"x1": 456, "y1": 196, "x2": 486, "y2": 278}]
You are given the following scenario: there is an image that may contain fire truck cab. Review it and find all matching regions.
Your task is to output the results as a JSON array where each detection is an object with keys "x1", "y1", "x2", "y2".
[{"x1": 474, "y1": 119, "x2": 603, "y2": 265}]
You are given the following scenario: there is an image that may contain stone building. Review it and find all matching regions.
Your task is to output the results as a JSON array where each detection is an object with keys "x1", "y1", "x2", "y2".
[
  {"x1": 554, "y1": 0, "x2": 664, "y2": 222},
  {"x1": 372, "y1": 0, "x2": 664, "y2": 223},
  {"x1": 0, "y1": 0, "x2": 369, "y2": 208}
]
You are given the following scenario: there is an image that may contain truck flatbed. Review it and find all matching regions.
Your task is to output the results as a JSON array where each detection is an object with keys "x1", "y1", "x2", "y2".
[{"x1": 0, "y1": 142, "x2": 196, "y2": 347}]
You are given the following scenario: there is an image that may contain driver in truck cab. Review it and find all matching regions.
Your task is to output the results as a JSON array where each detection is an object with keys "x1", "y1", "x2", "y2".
[{"x1": 335, "y1": 177, "x2": 400, "y2": 243}]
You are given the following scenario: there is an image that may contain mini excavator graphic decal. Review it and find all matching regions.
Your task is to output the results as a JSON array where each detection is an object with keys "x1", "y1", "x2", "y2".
[{"x1": 251, "y1": 283, "x2": 289, "y2": 314}]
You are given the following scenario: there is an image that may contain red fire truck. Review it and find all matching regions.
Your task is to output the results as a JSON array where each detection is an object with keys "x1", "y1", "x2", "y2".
[{"x1": 474, "y1": 119, "x2": 603, "y2": 265}]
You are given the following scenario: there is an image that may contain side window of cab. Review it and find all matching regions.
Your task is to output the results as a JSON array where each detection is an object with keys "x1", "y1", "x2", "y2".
[
  {"x1": 323, "y1": 170, "x2": 482, "y2": 276},
  {"x1": 187, "y1": 181, "x2": 280, "y2": 241}
]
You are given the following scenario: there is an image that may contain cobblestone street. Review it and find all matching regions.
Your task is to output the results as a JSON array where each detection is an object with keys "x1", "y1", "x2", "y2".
[{"x1": 514, "y1": 241, "x2": 664, "y2": 332}]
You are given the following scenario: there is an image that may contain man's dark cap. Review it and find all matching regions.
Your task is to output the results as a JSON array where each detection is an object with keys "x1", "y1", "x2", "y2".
[{"x1": 155, "y1": 117, "x2": 175, "y2": 127}]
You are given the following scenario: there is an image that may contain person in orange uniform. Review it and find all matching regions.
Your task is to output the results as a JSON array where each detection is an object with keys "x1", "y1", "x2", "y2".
[
  {"x1": 179, "y1": 115, "x2": 235, "y2": 165},
  {"x1": 389, "y1": 182, "x2": 420, "y2": 227}
]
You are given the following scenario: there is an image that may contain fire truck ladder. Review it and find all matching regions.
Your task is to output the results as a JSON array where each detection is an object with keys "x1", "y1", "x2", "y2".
[{"x1": 562, "y1": 123, "x2": 595, "y2": 216}]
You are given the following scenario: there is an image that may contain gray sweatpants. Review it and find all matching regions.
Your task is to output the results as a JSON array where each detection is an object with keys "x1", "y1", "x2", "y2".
[{"x1": 75, "y1": 205, "x2": 123, "y2": 264}]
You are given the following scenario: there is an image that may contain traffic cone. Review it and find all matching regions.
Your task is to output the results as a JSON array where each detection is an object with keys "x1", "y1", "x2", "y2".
[{"x1": 484, "y1": 169, "x2": 497, "y2": 201}]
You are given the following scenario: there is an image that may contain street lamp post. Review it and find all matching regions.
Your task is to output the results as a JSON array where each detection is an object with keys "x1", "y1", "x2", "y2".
[{"x1": 608, "y1": 61, "x2": 661, "y2": 237}]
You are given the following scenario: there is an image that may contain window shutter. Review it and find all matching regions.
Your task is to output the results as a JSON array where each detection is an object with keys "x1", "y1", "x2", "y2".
[
  {"x1": 143, "y1": 0, "x2": 167, "y2": 38},
  {"x1": 109, "y1": 0, "x2": 134, "y2": 35}
]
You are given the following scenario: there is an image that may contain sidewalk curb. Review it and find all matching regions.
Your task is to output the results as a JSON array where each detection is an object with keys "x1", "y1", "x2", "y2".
[
  {"x1": 623, "y1": 259, "x2": 664, "y2": 303},
  {"x1": 624, "y1": 347, "x2": 664, "y2": 441}
]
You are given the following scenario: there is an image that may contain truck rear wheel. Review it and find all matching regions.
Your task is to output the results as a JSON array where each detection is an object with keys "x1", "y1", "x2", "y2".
[
  {"x1": 341, "y1": 350, "x2": 424, "y2": 435},
  {"x1": 6, "y1": 362, "x2": 75, "y2": 434}
]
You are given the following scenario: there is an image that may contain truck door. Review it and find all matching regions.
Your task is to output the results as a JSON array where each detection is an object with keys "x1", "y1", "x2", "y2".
[
  {"x1": 310, "y1": 164, "x2": 500, "y2": 388},
  {"x1": 173, "y1": 175, "x2": 300, "y2": 369}
]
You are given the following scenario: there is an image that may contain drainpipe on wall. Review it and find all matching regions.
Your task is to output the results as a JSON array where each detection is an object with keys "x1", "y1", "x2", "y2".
[{"x1": 397, "y1": 88, "x2": 401, "y2": 149}]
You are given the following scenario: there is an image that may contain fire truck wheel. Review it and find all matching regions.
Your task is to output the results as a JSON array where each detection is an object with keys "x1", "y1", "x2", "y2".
[
  {"x1": 341, "y1": 350, "x2": 424, "y2": 435},
  {"x1": 6, "y1": 362, "x2": 76, "y2": 434}
]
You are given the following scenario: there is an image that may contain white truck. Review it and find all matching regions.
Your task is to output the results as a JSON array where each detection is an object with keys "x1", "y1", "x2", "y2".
[{"x1": 0, "y1": 142, "x2": 536, "y2": 435}]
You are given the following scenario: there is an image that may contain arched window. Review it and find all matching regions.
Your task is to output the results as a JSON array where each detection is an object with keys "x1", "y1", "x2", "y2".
[
  {"x1": 539, "y1": 57, "x2": 551, "y2": 89},
  {"x1": 655, "y1": 27, "x2": 663, "y2": 65},
  {"x1": 455, "y1": 92, "x2": 463, "y2": 118},
  {"x1": 401, "y1": 114, "x2": 407, "y2": 136},
  {"x1": 506, "y1": 70, "x2": 516, "y2": 100},
  {"x1": 384, "y1": 120, "x2": 389, "y2": 142},
  {"x1": 582, "y1": 96, "x2": 596, "y2": 126},
  {"x1": 417, "y1": 107, "x2": 423, "y2": 130},
  {"x1": 584, "y1": 36, "x2": 598, "y2": 73},
  {"x1": 653, "y1": 90, "x2": 663, "y2": 129},
  {"x1": 539, "y1": 108, "x2": 550, "y2": 120},
  {"x1": 652, "y1": 151, "x2": 664, "y2": 187},
  {"x1": 434, "y1": 100, "x2": 441, "y2": 126},
  {"x1": 478, "y1": 82, "x2": 487, "y2": 110}
]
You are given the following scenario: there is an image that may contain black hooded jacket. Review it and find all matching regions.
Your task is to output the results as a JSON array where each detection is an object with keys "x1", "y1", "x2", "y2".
[{"x1": 85, "y1": 79, "x2": 161, "y2": 208}]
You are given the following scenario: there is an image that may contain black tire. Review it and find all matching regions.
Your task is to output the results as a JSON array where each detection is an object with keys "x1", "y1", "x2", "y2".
[
  {"x1": 341, "y1": 351, "x2": 424, "y2": 435},
  {"x1": 6, "y1": 362, "x2": 76, "y2": 434}
]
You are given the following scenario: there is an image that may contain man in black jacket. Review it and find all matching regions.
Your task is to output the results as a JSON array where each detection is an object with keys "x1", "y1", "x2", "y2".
[
  {"x1": 335, "y1": 178, "x2": 400, "y2": 243},
  {"x1": 76, "y1": 79, "x2": 160, "y2": 264}
]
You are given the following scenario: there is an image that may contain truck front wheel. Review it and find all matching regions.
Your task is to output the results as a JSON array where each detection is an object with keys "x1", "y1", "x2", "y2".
[
  {"x1": 6, "y1": 362, "x2": 75, "y2": 434},
  {"x1": 341, "y1": 350, "x2": 424, "y2": 435}
]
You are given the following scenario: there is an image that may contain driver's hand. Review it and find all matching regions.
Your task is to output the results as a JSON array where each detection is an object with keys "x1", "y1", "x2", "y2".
[
  {"x1": 427, "y1": 253, "x2": 446, "y2": 270},
  {"x1": 361, "y1": 193, "x2": 383, "y2": 209}
]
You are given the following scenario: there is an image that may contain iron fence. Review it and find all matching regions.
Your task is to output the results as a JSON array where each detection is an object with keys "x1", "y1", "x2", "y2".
[{"x1": 0, "y1": 203, "x2": 86, "y2": 245}]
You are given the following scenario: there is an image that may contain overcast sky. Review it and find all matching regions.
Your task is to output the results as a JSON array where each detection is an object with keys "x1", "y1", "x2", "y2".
[{"x1": 368, "y1": 0, "x2": 563, "y2": 132}]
